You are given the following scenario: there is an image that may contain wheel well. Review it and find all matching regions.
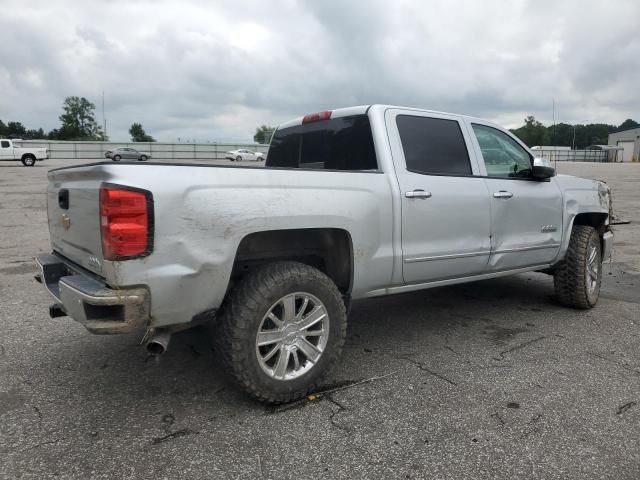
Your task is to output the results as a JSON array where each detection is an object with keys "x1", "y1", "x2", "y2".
[
  {"x1": 232, "y1": 228, "x2": 353, "y2": 294},
  {"x1": 22, "y1": 153, "x2": 35, "y2": 160},
  {"x1": 573, "y1": 212, "x2": 608, "y2": 231}
]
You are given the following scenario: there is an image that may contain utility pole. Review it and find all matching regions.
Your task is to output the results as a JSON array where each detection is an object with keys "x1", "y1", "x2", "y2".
[
  {"x1": 552, "y1": 98, "x2": 556, "y2": 169},
  {"x1": 102, "y1": 91, "x2": 107, "y2": 140}
]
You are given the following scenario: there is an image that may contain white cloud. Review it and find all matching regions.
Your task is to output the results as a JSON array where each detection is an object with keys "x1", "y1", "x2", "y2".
[{"x1": 0, "y1": 0, "x2": 638, "y2": 141}]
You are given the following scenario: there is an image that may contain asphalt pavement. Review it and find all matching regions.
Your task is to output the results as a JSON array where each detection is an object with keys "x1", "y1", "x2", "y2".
[{"x1": 1, "y1": 159, "x2": 639, "y2": 479}]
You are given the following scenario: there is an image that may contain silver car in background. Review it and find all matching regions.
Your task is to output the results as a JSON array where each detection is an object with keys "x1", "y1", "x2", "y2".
[
  {"x1": 105, "y1": 147, "x2": 151, "y2": 161},
  {"x1": 225, "y1": 149, "x2": 265, "y2": 162}
]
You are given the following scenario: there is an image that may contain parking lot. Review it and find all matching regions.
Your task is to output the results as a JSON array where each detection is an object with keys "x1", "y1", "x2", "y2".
[{"x1": 1, "y1": 159, "x2": 639, "y2": 479}]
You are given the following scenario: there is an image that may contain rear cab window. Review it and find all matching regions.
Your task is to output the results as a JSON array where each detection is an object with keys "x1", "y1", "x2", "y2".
[{"x1": 266, "y1": 115, "x2": 378, "y2": 171}]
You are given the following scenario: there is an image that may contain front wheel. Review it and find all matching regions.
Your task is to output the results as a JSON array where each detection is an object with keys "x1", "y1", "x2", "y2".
[
  {"x1": 113, "y1": 155, "x2": 121, "y2": 161},
  {"x1": 216, "y1": 261, "x2": 347, "y2": 403},
  {"x1": 139, "y1": 155, "x2": 148, "y2": 161},
  {"x1": 554, "y1": 225, "x2": 602, "y2": 309}
]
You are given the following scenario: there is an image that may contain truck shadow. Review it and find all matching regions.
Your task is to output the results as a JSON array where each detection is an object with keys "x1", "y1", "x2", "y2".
[{"x1": 29, "y1": 266, "x2": 632, "y2": 421}]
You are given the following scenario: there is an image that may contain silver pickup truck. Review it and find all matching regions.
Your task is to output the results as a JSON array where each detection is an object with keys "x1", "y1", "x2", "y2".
[{"x1": 36, "y1": 105, "x2": 613, "y2": 402}]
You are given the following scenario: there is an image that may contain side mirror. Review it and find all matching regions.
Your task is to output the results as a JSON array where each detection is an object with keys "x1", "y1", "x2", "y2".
[{"x1": 531, "y1": 157, "x2": 555, "y2": 180}]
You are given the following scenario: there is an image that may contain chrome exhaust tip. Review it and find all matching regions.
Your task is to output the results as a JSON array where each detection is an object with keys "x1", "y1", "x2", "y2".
[{"x1": 145, "y1": 328, "x2": 171, "y2": 355}]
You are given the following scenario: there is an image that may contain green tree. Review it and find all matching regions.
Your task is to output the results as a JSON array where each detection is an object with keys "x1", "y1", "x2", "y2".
[
  {"x1": 6, "y1": 121, "x2": 27, "y2": 138},
  {"x1": 617, "y1": 119, "x2": 640, "y2": 132},
  {"x1": 510, "y1": 116, "x2": 550, "y2": 147},
  {"x1": 56, "y1": 96, "x2": 104, "y2": 140},
  {"x1": 253, "y1": 125, "x2": 275, "y2": 144},
  {"x1": 0, "y1": 120, "x2": 7, "y2": 137},
  {"x1": 129, "y1": 123, "x2": 156, "y2": 142},
  {"x1": 24, "y1": 128, "x2": 45, "y2": 140}
]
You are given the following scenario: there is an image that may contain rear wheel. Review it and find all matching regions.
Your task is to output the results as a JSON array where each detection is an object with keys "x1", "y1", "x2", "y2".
[
  {"x1": 236, "y1": 155, "x2": 242, "y2": 162},
  {"x1": 21, "y1": 155, "x2": 36, "y2": 166},
  {"x1": 216, "y1": 261, "x2": 347, "y2": 403},
  {"x1": 554, "y1": 225, "x2": 602, "y2": 309}
]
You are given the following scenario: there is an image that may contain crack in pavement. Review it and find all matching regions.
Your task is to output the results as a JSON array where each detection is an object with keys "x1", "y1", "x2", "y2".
[
  {"x1": 444, "y1": 345, "x2": 460, "y2": 356},
  {"x1": 151, "y1": 429, "x2": 198, "y2": 445},
  {"x1": 616, "y1": 401, "x2": 637, "y2": 415},
  {"x1": 325, "y1": 394, "x2": 349, "y2": 433},
  {"x1": 20, "y1": 437, "x2": 64, "y2": 452},
  {"x1": 398, "y1": 355, "x2": 457, "y2": 386},
  {"x1": 490, "y1": 411, "x2": 506, "y2": 426},
  {"x1": 588, "y1": 352, "x2": 640, "y2": 377},
  {"x1": 32, "y1": 405, "x2": 42, "y2": 424},
  {"x1": 494, "y1": 336, "x2": 547, "y2": 361},
  {"x1": 520, "y1": 414, "x2": 543, "y2": 439}
]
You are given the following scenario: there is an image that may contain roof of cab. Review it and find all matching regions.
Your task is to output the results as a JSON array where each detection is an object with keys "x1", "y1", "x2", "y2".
[{"x1": 275, "y1": 104, "x2": 504, "y2": 132}]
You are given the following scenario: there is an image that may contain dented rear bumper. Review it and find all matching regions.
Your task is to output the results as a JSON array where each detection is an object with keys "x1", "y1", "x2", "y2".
[{"x1": 35, "y1": 253, "x2": 150, "y2": 334}]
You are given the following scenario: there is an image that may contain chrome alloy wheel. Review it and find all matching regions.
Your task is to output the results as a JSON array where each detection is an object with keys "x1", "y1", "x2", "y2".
[
  {"x1": 586, "y1": 240, "x2": 599, "y2": 295},
  {"x1": 255, "y1": 292, "x2": 330, "y2": 381}
]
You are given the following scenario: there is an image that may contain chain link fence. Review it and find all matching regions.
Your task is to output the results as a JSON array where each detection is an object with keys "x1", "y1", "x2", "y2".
[
  {"x1": 19, "y1": 140, "x2": 269, "y2": 161},
  {"x1": 532, "y1": 148, "x2": 620, "y2": 163}
]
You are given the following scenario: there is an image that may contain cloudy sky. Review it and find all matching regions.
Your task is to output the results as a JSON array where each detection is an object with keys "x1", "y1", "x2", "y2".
[{"x1": 1, "y1": 0, "x2": 638, "y2": 142}]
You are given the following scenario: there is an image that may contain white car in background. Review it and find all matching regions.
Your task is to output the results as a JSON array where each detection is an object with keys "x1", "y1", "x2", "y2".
[{"x1": 225, "y1": 149, "x2": 265, "y2": 162}]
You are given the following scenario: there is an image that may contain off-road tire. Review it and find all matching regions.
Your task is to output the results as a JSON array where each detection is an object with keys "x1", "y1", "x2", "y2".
[
  {"x1": 215, "y1": 261, "x2": 347, "y2": 403},
  {"x1": 21, "y1": 155, "x2": 36, "y2": 166},
  {"x1": 554, "y1": 225, "x2": 602, "y2": 309}
]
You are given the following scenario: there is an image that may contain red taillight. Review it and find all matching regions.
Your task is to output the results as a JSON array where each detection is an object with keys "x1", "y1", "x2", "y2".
[
  {"x1": 302, "y1": 110, "x2": 332, "y2": 124},
  {"x1": 100, "y1": 187, "x2": 152, "y2": 260}
]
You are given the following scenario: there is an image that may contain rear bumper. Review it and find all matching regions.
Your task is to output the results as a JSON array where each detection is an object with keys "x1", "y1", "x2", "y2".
[
  {"x1": 602, "y1": 230, "x2": 614, "y2": 261},
  {"x1": 35, "y1": 253, "x2": 150, "y2": 334}
]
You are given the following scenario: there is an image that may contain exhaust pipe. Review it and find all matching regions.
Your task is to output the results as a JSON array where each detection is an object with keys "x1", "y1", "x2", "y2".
[{"x1": 146, "y1": 328, "x2": 172, "y2": 355}]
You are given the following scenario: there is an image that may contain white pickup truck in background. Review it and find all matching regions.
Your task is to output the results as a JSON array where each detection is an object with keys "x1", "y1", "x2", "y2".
[
  {"x1": 35, "y1": 105, "x2": 613, "y2": 402},
  {"x1": 0, "y1": 139, "x2": 48, "y2": 166}
]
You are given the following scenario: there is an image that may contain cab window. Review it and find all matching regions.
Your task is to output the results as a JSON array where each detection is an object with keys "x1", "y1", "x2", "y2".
[
  {"x1": 472, "y1": 124, "x2": 532, "y2": 178},
  {"x1": 1, "y1": 140, "x2": 10, "y2": 148},
  {"x1": 396, "y1": 115, "x2": 472, "y2": 176}
]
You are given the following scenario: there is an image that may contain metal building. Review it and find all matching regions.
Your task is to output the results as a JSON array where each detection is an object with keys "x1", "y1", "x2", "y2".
[{"x1": 608, "y1": 127, "x2": 640, "y2": 162}]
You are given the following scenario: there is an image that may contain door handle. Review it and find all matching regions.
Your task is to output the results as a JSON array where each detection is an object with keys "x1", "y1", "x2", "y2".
[
  {"x1": 405, "y1": 189, "x2": 432, "y2": 199},
  {"x1": 493, "y1": 191, "x2": 513, "y2": 199}
]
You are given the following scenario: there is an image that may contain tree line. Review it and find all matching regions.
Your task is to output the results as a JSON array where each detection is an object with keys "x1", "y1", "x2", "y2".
[
  {"x1": 510, "y1": 116, "x2": 639, "y2": 149},
  {"x1": 4, "y1": 98, "x2": 637, "y2": 148},
  {"x1": 0, "y1": 96, "x2": 155, "y2": 142}
]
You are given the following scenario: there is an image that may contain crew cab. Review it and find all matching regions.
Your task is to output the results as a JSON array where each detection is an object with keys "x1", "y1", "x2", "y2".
[
  {"x1": 0, "y1": 139, "x2": 48, "y2": 166},
  {"x1": 35, "y1": 105, "x2": 613, "y2": 402}
]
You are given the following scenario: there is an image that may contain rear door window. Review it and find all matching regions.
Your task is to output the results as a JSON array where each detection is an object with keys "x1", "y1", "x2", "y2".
[
  {"x1": 396, "y1": 115, "x2": 472, "y2": 176},
  {"x1": 266, "y1": 115, "x2": 378, "y2": 171}
]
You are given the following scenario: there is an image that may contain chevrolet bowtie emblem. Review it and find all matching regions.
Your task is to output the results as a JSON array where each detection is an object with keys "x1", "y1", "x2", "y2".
[{"x1": 60, "y1": 213, "x2": 71, "y2": 230}]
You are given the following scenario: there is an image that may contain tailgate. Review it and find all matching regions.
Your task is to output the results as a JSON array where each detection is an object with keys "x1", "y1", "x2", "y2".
[{"x1": 47, "y1": 166, "x2": 109, "y2": 275}]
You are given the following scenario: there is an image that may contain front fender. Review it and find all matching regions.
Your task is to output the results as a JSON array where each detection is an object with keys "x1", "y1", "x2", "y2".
[{"x1": 554, "y1": 177, "x2": 610, "y2": 263}]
